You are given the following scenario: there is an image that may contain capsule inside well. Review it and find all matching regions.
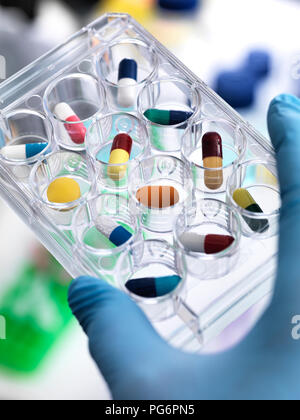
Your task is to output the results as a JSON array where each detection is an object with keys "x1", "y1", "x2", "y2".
[
  {"x1": 0, "y1": 140, "x2": 49, "y2": 161},
  {"x1": 95, "y1": 136, "x2": 144, "y2": 186},
  {"x1": 186, "y1": 126, "x2": 243, "y2": 192},
  {"x1": 83, "y1": 219, "x2": 134, "y2": 250},
  {"x1": 144, "y1": 109, "x2": 193, "y2": 126},
  {"x1": 136, "y1": 185, "x2": 180, "y2": 209},
  {"x1": 2, "y1": 111, "x2": 52, "y2": 162},
  {"x1": 125, "y1": 275, "x2": 181, "y2": 298},
  {"x1": 180, "y1": 231, "x2": 235, "y2": 255},
  {"x1": 233, "y1": 187, "x2": 270, "y2": 233}
]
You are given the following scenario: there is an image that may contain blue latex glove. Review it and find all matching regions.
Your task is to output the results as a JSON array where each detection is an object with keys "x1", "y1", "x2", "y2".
[{"x1": 69, "y1": 94, "x2": 300, "y2": 400}]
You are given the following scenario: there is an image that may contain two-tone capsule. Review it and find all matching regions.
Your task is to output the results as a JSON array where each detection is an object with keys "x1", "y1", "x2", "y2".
[
  {"x1": 233, "y1": 188, "x2": 269, "y2": 233},
  {"x1": 180, "y1": 232, "x2": 235, "y2": 254},
  {"x1": 108, "y1": 133, "x2": 133, "y2": 181},
  {"x1": 54, "y1": 103, "x2": 86, "y2": 145},
  {"x1": 0, "y1": 142, "x2": 48, "y2": 160},
  {"x1": 144, "y1": 109, "x2": 193, "y2": 126},
  {"x1": 202, "y1": 132, "x2": 223, "y2": 190},
  {"x1": 95, "y1": 215, "x2": 132, "y2": 247},
  {"x1": 136, "y1": 185, "x2": 180, "y2": 209},
  {"x1": 125, "y1": 275, "x2": 181, "y2": 298},
  {"x1": 118, "y1": 58, "x2": 138, "y2": 108}
]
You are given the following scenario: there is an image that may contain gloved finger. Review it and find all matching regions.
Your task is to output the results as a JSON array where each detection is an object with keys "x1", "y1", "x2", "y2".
[
  {"x1": 68, "y1": 276, "x2": 171, "y2": 398},
  {"x1": 267, "y1": 94, "x2": 300, "y2": 209},
  {"x1": 267, "y1": 94, "x2": 300, "y2": 296}
]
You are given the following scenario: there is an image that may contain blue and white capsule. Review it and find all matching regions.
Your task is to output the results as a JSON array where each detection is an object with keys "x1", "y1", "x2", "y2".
[
  {"x1": 117, "y1": 58, "x2": 138, "y2": 108},
  {"x1": 95, "y1": 215, "x2": 133, "y2": 247},
  {"x1": 0, "y1": 142, "x2": 48, "y2": 160}
]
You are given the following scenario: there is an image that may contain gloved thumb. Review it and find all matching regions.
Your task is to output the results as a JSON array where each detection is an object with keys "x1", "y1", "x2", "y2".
[
  {"x1": 68, "y1": 276, "x2": 171, "y2": 397},
  {"x1": 268, "y1": 94, "x2": 300, "y2": 209},
  {"x1": 267, "y1": 94, "x2": 300, "y2": 290}
]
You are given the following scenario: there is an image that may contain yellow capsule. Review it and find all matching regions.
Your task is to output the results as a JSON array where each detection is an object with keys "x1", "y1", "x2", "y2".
[
  {"x1": 47, "y1": 177, "x2": 81, "y2": 204},
  {"x1": 233, "y1": 188, "x2": 256, "y2": 210},
  {"x1": 233, "y1": 188, "x2": 269, "y2": 233},
  {"x1": 108, "y1": 149, "x2": 130, "y2": 181}
]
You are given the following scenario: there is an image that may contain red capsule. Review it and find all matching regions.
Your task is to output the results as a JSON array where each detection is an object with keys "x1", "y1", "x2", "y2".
[
  {"x1": 204, "y1": 234, "x2": 234, "y2": 254},
  {"x1": 54, "y1": 103, "x2": 86, "y2": 145},
  {"x1": 111, "y1": 133, "x2": 133, "y2": 155},
  {"x1": 65, "y1": 115, "x2": 86, "y2": 145},
  {"x1": 202, "y1": 132, "x2": 223, "y2": 159}
]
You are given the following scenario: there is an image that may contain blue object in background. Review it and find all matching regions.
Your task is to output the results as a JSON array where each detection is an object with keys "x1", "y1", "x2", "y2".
[
  {"x1": 246, "y1": 50, "x2": 272, "y2": 80},
  {"x1": 215, "y1": 49, "x2": 272, "y2": 109},
  {"x1": 158, "y1": 0, "x2": 200, "y2": 12},
  {"x1": 215, "y1": 70, "x2": 256, "y2": 109}
]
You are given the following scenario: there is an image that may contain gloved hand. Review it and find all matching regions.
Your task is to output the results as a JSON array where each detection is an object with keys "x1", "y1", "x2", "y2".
[{"x1": 69, "y1": 94, "x2": 300, "y2": 400}]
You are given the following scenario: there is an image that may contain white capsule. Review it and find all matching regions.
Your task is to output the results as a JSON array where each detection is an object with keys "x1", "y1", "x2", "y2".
[
  {"x1": 117, "y1": 78, "x2": 137, "y2": 108},
  {"x1": 117, "y1": 59, "x2": 138, "y2": 108},
  {"x1": 95, "y1": 215, "x2": 133, "y2": 247},
  {"x1": 1, "y1": 144, "x2": 27, "y2": 160},
  {"x1": 0, "y1": 143, "x2": 48, "y2": 160},
  {"x1": 95, "y1": 215, "x2": 118, "y2": 238},
  {"x1": 54, "y1": 102, "x2": 74, "y2": 121},
  {"x1": 179, "y1": 232, "x2": 205, "y2": 253}
]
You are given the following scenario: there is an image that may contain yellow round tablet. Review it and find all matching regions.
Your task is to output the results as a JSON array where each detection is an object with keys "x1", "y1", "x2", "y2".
[{"x1": 47, "y1": 177, "x2": 81, "y2": 204}]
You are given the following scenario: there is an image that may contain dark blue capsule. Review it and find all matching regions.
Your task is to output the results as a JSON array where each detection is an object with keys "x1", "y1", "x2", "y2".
[
  {"x1": 118, "y1": 58, "x2": 138, "y2": 81},
  {"x1": 125, "y1": 275, "x2": 181, "y2": 298}
]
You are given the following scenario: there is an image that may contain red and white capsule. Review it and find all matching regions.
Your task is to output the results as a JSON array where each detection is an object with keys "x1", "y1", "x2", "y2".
[
  {"x1": 180, "y1": 232, "x2": 234, "y2": 254},
  {"x1": 54, "y1": 103, "x2": 86, "y2": 145}
]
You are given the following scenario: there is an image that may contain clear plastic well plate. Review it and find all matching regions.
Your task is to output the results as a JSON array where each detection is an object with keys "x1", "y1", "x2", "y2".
[{"x1": 0, "y1": 14, "x2": 278, "y2": 351}]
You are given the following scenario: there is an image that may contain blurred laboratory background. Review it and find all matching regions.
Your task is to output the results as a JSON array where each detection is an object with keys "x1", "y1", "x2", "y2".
[{"x1": 0, "y1": 0, "x2": 299, "y2": 400}]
